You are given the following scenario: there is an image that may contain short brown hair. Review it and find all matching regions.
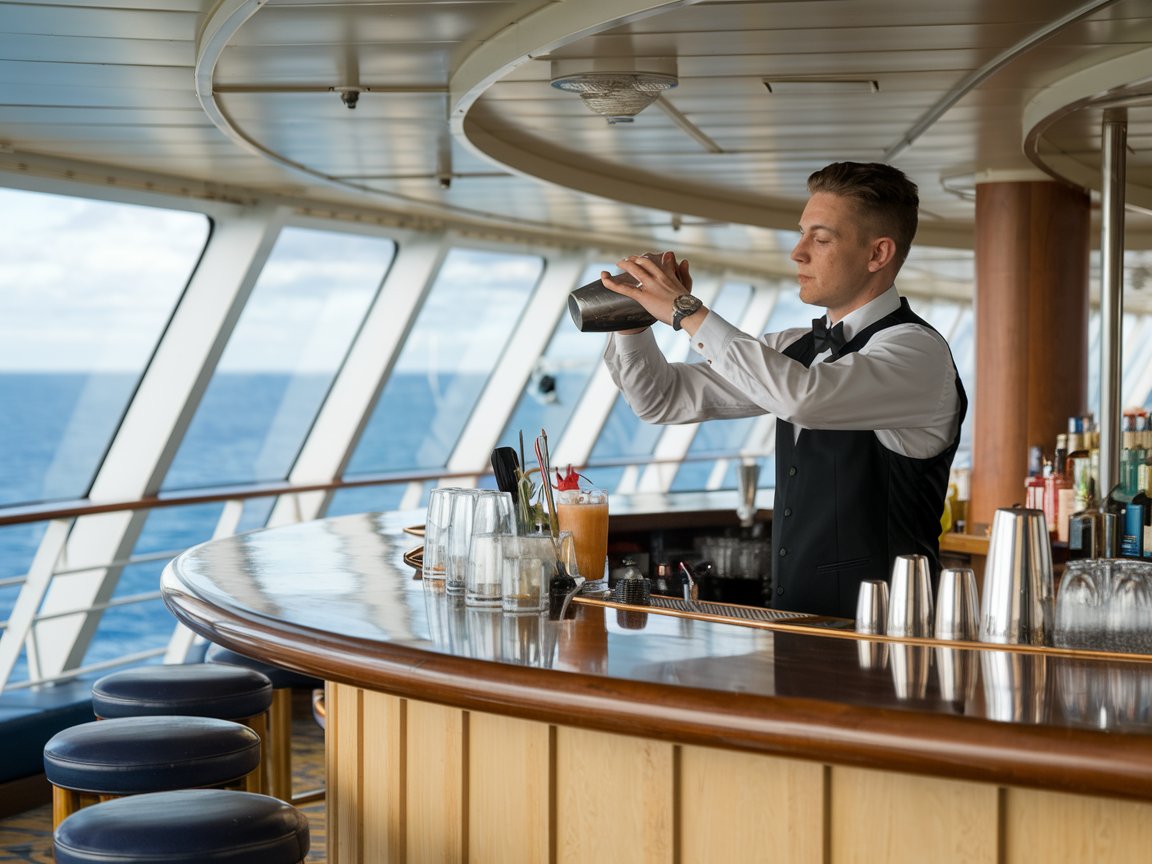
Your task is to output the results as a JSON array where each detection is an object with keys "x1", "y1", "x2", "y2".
[{"x1": 807, "y1": 162, "x2": 919, "y2": 265}]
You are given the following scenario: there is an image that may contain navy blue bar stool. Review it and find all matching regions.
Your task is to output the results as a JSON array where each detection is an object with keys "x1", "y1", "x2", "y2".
[
  {"x1": 91, "y1": 664, "x2": 274, "y2": 795},
  {"x1": 53, "y1": 789, "x2": 310, "y2": 863},
  {"x1": 43, "y1": 716, "x2": 260, "y2": 827},
  {"x1": 206, "y1": 643, "x2": 322, "y2": 802}
]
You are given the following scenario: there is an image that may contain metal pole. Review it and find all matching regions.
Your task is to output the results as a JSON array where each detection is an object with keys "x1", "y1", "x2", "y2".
[{"x1": 1098, "y1": 107, "x2": 1127, "y2": 505}]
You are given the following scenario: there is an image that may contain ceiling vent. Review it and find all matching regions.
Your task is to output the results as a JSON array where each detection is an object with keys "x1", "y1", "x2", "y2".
[
  {"x1": 551, "y1": 59, "x2": 678, "y2": 124},
  {"x1": 763, "y1": 78, "x2": 879, "y2": 95}
]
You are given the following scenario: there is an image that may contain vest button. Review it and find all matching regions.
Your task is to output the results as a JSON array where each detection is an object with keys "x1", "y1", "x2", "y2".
[
  {"x1": 788, "y1": 466, "x2": 797, "y2": 476},
  {"x1": 776, "y1": 586, "x2": 784, "y2": 596},
  {"x1": 779, "y1": 547, "x2": 787, "y2": 557},
  {"x1": 783, "y1": 507, "x2": 792, "y2": 517}
]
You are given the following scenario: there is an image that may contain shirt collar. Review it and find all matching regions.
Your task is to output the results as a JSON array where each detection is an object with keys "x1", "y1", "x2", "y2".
[{"x1": 824, "y1": 285, "x2": 900, "y2": 344}]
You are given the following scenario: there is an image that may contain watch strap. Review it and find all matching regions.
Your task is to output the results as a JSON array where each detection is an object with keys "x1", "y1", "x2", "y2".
[{"x1": 672, "y1": 294, "x2": 702, "y2": 331}]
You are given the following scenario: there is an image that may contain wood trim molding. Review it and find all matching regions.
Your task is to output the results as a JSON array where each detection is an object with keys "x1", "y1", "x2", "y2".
[{"x1": 165, "y1": 582, "x2": 1152, "y2": 803}]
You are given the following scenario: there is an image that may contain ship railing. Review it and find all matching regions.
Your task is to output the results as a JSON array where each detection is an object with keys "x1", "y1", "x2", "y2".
[{"x1": 0, "y1": 450, "x2": 772, "y2": 694}]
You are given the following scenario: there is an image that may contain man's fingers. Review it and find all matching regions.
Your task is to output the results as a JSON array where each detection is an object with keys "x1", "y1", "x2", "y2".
[{"x1": 601, "y1": 270, "x2": 639, "y2": 295}]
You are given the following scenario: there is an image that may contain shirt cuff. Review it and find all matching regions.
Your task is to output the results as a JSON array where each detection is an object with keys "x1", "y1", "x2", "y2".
[
  {"x1": 607, "y1": 328, "x2": 658, "y2": 356},
  {"x1": 687, "y1": 311, "x2": 740, "y2": 365}
]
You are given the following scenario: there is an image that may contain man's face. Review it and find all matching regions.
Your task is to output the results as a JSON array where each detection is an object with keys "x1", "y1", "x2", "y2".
[{"x1": 790, "y1": 191, "x2": 878, "y2": 316}]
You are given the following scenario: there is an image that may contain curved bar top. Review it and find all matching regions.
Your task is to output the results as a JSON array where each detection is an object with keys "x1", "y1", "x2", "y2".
[{"x1": 162, "y1": 511, "x2": 1152, "y2": 802}]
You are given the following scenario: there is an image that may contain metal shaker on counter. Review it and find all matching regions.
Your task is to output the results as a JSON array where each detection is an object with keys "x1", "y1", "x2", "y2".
[{"x1": 979, "y1": 506, "x2": 1054, "y2": 645}]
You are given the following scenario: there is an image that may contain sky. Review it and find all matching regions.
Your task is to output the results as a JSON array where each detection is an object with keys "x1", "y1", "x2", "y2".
[
  {"x1": 0, "y1": 187, "x2": 544, "y2": 374},
  {"x1": 0, "y1": 187, "x2": 208, "y2": 372}
]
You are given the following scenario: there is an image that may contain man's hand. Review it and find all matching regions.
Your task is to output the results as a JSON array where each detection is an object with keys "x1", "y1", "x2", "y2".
[{"x1": 600, "y1": 251, "x2": 695, "y2": 334}]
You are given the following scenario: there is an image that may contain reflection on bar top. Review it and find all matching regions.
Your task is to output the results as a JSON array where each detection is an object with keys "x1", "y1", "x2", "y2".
[{"x1": 163, "y1": 510, "x2": 1152, "y2": 738}]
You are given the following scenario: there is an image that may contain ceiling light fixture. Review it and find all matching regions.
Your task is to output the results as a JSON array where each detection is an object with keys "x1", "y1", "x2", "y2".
[
  {"x1": 551, "y1": 59, "x2": 678, "y2": 124},
  {"x1": 762, "y1": 78, "x2": 879, "y2": 94}
]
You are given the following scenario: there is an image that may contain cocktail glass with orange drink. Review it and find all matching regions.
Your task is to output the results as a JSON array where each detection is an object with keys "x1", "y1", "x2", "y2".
[{"x1": 556, "y1": 486, "x2": 609, "y2": 595}]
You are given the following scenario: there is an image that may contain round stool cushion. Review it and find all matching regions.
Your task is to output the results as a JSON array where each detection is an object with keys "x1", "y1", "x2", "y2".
[
  {"x1": 53, "y1": 789, "x2": 310, "y2": 863},
  {"x1": 92, "y1": 664, "x2": 273, "y2": 720},
  {"x1": 44, "y1": 716, "x2": 261, "y2": 795},
  {"x1": 206, "y1": 644, "x2": 321, "y2": 690}
]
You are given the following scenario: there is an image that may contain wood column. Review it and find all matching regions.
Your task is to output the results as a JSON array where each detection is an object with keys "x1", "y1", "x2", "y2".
[{"x1": 969, "y1": 181, "x2": 1090, "y2": 530}]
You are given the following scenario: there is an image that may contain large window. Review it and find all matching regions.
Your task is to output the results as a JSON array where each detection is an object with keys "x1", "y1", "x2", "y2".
[
  {"x1": 0, "y1": 189, "x2": 207, "y2": 507},
  {"x1": 163, "y1": 226, "x2": 395, "y2": 491},
  {"x1": 332, "y1": 247, "x2": 543, "y2": 513},
  {"x1": 669, "y1": 282, "x2": 761, "y2": 491},
  {"x1": 498, "y1": 262, "x2": 613, "y2": 451},
  {"x1": 87, "y1": 226, "x2": 396, "y2": 674},
  {"x1": 0, "y1": 188, "x2": 206, "y2": 606},
  {"x1": 588, "y1": 310, "x2": 696, "y2": 492},
  {"x1": 0, "y1": 189, "x2": 207, "y2": 682}
]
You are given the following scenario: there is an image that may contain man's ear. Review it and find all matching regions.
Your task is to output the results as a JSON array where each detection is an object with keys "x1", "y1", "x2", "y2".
[{"x1": 867, "y1": 237, "x2": 897, "y2": 273}]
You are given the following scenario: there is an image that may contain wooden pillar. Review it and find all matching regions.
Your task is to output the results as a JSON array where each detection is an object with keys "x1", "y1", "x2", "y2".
[{"x1": 969, "y1": 181, "x2": 1091, "y2": 530}]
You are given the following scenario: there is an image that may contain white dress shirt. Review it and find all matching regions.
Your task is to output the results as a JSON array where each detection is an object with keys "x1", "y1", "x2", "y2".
[{"x1": 603, "y1": 286, "x2": 962, "y2": 459}]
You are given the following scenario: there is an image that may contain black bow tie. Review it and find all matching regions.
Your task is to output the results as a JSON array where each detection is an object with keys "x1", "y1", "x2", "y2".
[{"x1": 811, "y1": 317, "x2": 846, "y2": 354}]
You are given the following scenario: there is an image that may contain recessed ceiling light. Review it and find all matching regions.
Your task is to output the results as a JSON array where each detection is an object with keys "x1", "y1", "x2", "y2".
[{"x1": 763, "y1": 78, "x2": 879, "y2": 94}]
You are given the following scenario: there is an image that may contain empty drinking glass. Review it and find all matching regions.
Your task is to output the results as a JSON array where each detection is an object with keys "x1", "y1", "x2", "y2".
[
  {"x1": 1105, "y1": 567, "x2": 1152, "y2": 654},
  {"x1": 445, "y1": 489, "x2": 481, "y2": 594},
  {"x1": 502, "y1": 531, "x2": 573, "y2": 613},
  {"x1": 1055, "y1": 560, "x2": 1106, "y2": 650},
  {"x1": 462, "y1": 491, "x2": 515, "y2": 603},
  {"x1": 422, "y1": 486, "x2": 461, "y2": 581},
  {"x1": 466, "y1": 532, "x2": 505, "y2": 607}
]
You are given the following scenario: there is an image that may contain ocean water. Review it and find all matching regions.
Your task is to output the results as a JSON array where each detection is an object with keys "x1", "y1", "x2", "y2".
[
  {"x1": 0, "y1": 366, "x2": 666, "y2": 683},
  {"x1": 0, "y1": 371, "x2": 445, "y2": 682}
]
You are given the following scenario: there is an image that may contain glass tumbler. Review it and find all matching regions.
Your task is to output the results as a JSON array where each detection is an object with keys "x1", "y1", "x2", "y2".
[
  {"x1": 422, "y1": 486, "x2": 460, "y2": 581},
  {"x1": 463, "y1": 491, "x2": 515, "y2": 605},
  {"x1": 445, "y1": 489, "x2": 481, "y2": 594},
  {"x1": 1054, "y1": 559, "x2": 1105, "y2": 650},
  {"x1": 1105, "y1": 561, "x2": 1152, "y2": 654},
  {"x1": 502, "y1": 531, "x2": 573, "y2": 613}
]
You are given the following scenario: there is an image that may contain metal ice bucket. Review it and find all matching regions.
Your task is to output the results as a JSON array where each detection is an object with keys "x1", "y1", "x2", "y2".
[{"x1": 979, "y1": 506, "x2": 1053, "y2": 645}]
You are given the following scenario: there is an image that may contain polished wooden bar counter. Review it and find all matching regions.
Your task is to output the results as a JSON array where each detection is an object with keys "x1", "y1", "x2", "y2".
[{"x1": 162, "y1": 511, "x2": 1152, "y2": 864}]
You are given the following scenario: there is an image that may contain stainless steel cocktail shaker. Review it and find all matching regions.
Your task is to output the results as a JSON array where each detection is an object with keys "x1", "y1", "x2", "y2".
[
  {"x1": 567, "y1": 278, "x2": 657, "y2": 332},
  {"x1": 979, "y1": 506, "x2": 1053, "y2": 645}
]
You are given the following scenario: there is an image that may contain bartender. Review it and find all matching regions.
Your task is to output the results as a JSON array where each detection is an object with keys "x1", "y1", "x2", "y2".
[{"x1": 600, "y1": 162, "x2": 967, "y2": 618}]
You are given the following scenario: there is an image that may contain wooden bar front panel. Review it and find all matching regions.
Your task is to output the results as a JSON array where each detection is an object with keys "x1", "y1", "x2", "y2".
[{"x1": 326, "y1": 683, "x2": 1152, "y2": 864}]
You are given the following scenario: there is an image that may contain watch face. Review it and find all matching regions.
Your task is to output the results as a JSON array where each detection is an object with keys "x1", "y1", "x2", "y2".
[{"x1": 675, "y1": 294, "x2": 701, "y2": 313}]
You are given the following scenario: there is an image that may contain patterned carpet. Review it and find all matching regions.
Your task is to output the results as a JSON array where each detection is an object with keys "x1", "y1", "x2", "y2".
[{"x1": 0, "y1": 698, "x2": 327, "y2": 862}]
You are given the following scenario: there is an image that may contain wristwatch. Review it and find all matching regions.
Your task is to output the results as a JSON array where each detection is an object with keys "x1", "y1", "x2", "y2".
[{"x1": 671, "y1": 293, "x2": 704, "y2": 331}]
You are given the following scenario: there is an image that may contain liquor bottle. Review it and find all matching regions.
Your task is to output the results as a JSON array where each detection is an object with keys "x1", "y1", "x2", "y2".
[
  {"x1": 1025, "y1": 444, "x2": 1045, "y2": 513},
  {"x1": 1066, "y1": 418, "x2": 1095, "y2": 513},
  {"x1": 1122, "y1": 493, "x2": 1147, "y2": 559},
  {"x1": 1120, "y1": 414, "x2": 1142, "y2": 498},
  {"x1": 1066, "y1": 506, "x2": 1098, "y2": 560},
  {"x1": 1045, "y1": 434, "x2": 1070, "y2": 540}
]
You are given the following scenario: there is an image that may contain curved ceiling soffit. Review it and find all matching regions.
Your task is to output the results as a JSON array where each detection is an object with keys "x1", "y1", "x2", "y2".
[
  {"x1": 196, "y1": 0, "x2": 505, "y2": 225},
  {"x1": 448, "y1": 1, "x2": 802, "y2": 237},
  {"x1": 452, "y1": 0, "x2": 1128, "y2": 248},
  {"x1": 194, "y1": 0, "x2": 710, "y2": 236},
  {"x1": 1024, "y1": 45, "x2": 1152, "y2": 217}
]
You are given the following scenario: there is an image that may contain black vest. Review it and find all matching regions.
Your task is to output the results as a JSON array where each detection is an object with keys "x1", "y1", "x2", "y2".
[{"x1": 770, "y1": 298, "x2": 968, "y2": 618}]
